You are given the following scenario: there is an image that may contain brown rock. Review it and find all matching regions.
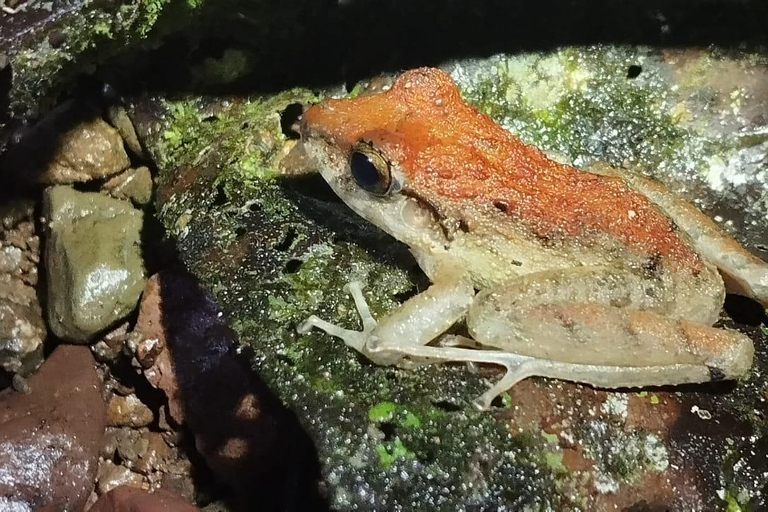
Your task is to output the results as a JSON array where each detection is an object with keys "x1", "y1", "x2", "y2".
[
  {"x1": 0, "y1": 346, "x2": 106, "y2": 511},
  {"x1": 107, "y1": 394, "x2": 155, "y2": 428},
  {"x1": 134, "y1": 275, "x2": 180, "y2": 422},
  {"x1": 96, "y1": 460, "x2": 144, "y2": 495},
  {"x1": 4, "y1": 101, "x2": 130, "y2": 185},
  {"x1": 90, "y1": 486, "x2": 200, "y2": 512},
  {"x1": 134, "y1": 432, "x2": 171, "y2": 475},
  {"x1": 0, "y1": 201, "x2": 44, "y2": 373}
]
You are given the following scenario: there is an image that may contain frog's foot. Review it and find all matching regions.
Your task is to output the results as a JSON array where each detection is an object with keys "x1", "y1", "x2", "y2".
[
  {"x1": 366, "y1": 342, "x2": 539, "y2": 410},
  {"x1": 296, "y1": 281, "x2": 376, "y2": 354}
]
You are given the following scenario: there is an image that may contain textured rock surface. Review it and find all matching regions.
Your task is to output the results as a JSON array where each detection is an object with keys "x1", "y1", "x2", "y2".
[
  {"x1": 136, "y1": 47, "x2": 768, "y2": 510},
  {"x1": 103, "y1": 166, "x2": 153, "y2": 206},
  {"x1": 3, "y1": 101, "x2": 130, "y2": 185},
  {"x1": 90, "y1": 486, "x2": 201, "y2": 512},
  {"x1": 44, "y1": 185, "x2": 146, "y2": 342},
  {"x1": 107, "y1": 394, "x2": 155, "y2": 428},
  {"x1": 0, "y1": 201, "x2": 44, "y2": 373},
  {"x1": 0, "y1": 345, "x2": 106, "y2": 510}
]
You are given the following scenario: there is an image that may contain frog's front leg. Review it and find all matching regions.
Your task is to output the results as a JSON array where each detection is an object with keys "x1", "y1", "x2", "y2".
[{"x1": 297, "y1": 260, "x2": 475, "y2": 366}]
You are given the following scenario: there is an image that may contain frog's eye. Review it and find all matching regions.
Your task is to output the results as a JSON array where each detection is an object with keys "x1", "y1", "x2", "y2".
[{"x1": 350, "y1": 142, "x2": 393, "y2": 195}]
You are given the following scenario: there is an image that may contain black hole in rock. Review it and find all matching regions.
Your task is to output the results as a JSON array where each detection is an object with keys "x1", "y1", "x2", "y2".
[
  {"x1": 275, "y1": 227, "x2": 298, "y2": 251},
  {"x1": 249, "y1": 202, "x2": 261, "y2": 213},
  {"x1": 276, "y1": 354, "x2": 295, "y2": 367},
  {"x1": 235, "y1": 226, "x2": 247, "y2": 237},
  {"x1": 212, "y1": 184, "x2": 228, "y2": 206},
  {"x1": 71, "y1": 181, "x2": 105, "y2": 193},
  {"x1": 432, "y1": 399, "x2": 462, "y2": 413},
  {"x1": 48, "y1": 29, "x2": 67, "y2": 49},
  {"x1": 723, "y1": 294, "x2": 768, "y2": 326},
  {"x1": 280, "y1": 103, "x2": 304, "y2": 140},
  {"x1": 757, "y1": 244, "x2": 768, "y2": 252},
  {"x1": 394, "y1": 285, "x2": 420, "y2": 303},
  {"x1": 379, "y1": 421, "x2": 397, "y2": 442},
  {"x1": 283, "y1": 259, "x2": 303, "y2": 274},
  {"x1": 492, "y1": 200, "x2": 508, "y2": 213},
  {"x1": 241, "y1": 121, "x2": 250, "y2": 130},
  {"x1": 201, "y1": 115, "x2": 219, "y2": 123},
  {"x1": 490, "y1": 395, "x2": 505, "y2": 408},
  {"x1": 626, "y1": 65, "x2": 642, "y2": 79}
]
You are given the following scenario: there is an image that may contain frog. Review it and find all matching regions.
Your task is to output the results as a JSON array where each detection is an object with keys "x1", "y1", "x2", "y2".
[{"x1": 296, "y1": 67, "x2": 768, "y2": 410}]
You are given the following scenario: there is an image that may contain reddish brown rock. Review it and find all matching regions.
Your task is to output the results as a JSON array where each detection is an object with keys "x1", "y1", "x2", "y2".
[
  {"x1": 134, "y1": 270, "x2": 311, "y2": 507},
  {"x1": 0, "y1": 345, "x2": 106, "y2": 510},
  {"x1": 89, "y1": 486, "x2": 200, "y2": 512}
]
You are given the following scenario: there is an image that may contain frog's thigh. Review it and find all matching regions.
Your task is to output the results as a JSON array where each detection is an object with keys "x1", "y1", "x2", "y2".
[{"x1": 468, "y1": 269, "x2": 754, "y2": 387}]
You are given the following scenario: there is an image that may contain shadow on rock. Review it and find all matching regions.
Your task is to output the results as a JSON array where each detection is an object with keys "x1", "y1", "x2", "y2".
[{"x1": 138, "y1": 267, "x2": 327, "y2": 511}]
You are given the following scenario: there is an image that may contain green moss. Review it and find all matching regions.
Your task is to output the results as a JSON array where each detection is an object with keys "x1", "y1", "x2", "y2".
[
  {"x1": 8, "y1": 0, "x2": 198, "y2": 117},
  {"x1": 369, "y1": 402, "x2": 397, "y2": 422},
  {"x1": 376, "y1": 438, "x2": 415, "y2": 470},
  {"x1": 455, "y1": 47, "x2": 726, "y2": 181}
]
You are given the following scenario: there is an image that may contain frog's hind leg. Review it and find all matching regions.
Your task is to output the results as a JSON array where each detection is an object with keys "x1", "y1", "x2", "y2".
[{"x1": 463, "y1": 270, "x2": 754, "y2": 407}]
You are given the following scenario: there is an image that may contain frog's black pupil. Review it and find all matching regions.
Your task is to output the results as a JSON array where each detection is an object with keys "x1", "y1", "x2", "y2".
[{"x1": 351, "y1": 151, "x2": 383, "y2": 192}]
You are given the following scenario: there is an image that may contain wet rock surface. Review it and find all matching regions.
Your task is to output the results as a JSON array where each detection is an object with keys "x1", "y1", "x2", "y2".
[
  {"x1": 44, "y1": 185, "x2": 146, "y2": 342},
  {"x1": 103, "y1": 166, "x2": 154, "y2": 206},
  {"x1": 3, "y1": 102, "x2": 130, "y2": 185},
  {"x1": 136, "y1": 47, "x2": 768, "y2": 510},
  {"x1": 0, "y1": 345, "x2": 106, "y2": 511},
  {"x1": 0, "y1": 200, "x2": 44, "y2": 374},
  {"x1": 90, "y1": 486, "x2": 201, "y2": 512}
]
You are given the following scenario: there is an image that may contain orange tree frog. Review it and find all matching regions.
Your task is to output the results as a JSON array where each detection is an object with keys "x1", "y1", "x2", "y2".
[{"x1": 296, "y1": 68, "x2": 768, "y2": 410}]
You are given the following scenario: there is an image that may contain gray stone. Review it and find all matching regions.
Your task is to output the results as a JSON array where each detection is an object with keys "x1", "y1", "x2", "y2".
[
  {"x1": 107, "y1": 105, "x2": 146, "y2": 159},
  {"x1": 102, "y1": 166, "x2": 153, "y2": 206},
  {"x1": 44, "y1": 186, "x2": 146, "y2": 342}
]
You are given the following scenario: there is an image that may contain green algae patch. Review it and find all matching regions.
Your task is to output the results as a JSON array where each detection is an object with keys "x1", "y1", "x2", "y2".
[
  {"x1": 376, "y1": 438, "x2": 416, "y2": 470},
  {"x1": 369, "y1": 402, "x2": 397, "y2": 422}
]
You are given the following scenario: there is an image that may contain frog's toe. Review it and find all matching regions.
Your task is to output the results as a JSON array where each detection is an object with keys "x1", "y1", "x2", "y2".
[
  {"x1": 344, "y1": 281, "x2": 377, "y2": 331},
  {"x1": 472, "y1": 361, "x2": 537, "y2": 410},
  {"x1": 297, "y1": 314, "x2": 368, "y2": 352}
]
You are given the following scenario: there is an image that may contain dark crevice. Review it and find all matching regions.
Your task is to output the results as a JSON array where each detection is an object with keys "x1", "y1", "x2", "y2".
[
  {"x1": 723, "y1": 294, "x2": 768, "y2": 326},
  {"x1": 275, "y1": 226, "x2": 298, "y2": 252},
  {"x1": 283, "y1": 258, "x2": 303, "y2": 274},
  {"x1": 280, "y1": 103, "x2": 304, "y2": 140},
  {"x1": 431, "y1": 399, "x2": 462, "y2": 413}
]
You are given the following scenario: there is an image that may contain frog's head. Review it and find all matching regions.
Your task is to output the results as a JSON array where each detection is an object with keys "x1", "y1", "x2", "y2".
[{"x1": 299, "y1": 68, "x2": 460, "y2": 250}]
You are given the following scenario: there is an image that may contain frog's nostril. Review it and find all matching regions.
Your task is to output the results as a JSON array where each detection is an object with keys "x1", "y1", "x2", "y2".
[{"x1": 280, "y1": 103, "x2": 305, "y2": 140}]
